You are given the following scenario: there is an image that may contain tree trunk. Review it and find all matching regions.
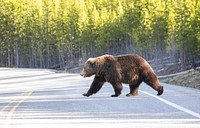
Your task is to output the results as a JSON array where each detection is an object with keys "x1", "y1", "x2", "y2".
[
  {"x1": 59, "y1": 46, "x2": 65, "y2": 69},
  {"x1": 15, "y1": 43, "x2": 19, "y2": 68},
  {"x1": 39, "y1": 47, "x2": 43, "y2": 68}
]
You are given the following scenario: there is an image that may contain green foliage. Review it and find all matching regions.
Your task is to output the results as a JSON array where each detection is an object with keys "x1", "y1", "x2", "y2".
[{"x1": 0, "y1": 0, "x2": 199, "y2": 68}]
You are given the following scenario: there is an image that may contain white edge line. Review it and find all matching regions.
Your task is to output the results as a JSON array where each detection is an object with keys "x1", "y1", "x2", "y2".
[{"x1": 139, "y1": 90, "x2": 200, "y2": 119}]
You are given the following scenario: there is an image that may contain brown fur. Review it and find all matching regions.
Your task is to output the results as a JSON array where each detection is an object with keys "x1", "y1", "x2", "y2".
[{"x1": 80, "y1": 54, "x2": 163, "y2": 97}]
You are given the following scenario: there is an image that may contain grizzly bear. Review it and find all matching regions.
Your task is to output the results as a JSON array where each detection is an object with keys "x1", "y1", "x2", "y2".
[{"x1": 80, "y1": 54, "x2": 163, "y2": 97}]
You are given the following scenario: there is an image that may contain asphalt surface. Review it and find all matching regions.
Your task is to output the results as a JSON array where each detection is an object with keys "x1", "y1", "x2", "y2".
[{"x1": 0, "y1": 68, "x2": 200, "y2": 128}]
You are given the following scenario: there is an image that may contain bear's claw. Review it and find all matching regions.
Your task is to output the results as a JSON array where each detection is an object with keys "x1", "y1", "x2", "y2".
[
  {"x1": 157, "y1": 86, "x2": 164, "y2": 96},
  {"x1": 111, "y1": 94, "x2": 120, "y2": 97},
  {"x1": 126, "y1": 93, "x2": 138, "y2": 97},
  {"x1": 83, "y1": 93, "x2": 91, "y2": 97}
]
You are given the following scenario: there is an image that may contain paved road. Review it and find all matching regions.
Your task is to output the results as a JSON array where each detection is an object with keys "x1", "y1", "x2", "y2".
[{"x1": 0, "y1": 68, "x2": 200, "y2": 128}]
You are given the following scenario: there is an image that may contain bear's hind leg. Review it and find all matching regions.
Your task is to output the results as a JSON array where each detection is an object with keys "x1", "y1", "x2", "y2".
[
  {"x1": 126, "y1": 82, "x2": 141, "y2": 97},
  {"x1": 126, "y1": 85, "x2": 139, "y2": 96},
  {"x1": 141, "y1": 72, "x2": 164, "y2": 96},
  {"x1": 144, "y1": 79, "x2": 164, "y2": 96}
]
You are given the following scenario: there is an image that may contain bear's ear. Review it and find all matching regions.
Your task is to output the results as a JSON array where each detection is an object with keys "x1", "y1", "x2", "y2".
[{"x1": 87, "y1": 58, "x2": 96, "y2": 65}]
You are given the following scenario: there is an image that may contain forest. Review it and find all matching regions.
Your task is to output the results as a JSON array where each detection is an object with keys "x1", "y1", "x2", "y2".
[{"x1": 0, "y1": 0, "x2": 200, "y2": 71}]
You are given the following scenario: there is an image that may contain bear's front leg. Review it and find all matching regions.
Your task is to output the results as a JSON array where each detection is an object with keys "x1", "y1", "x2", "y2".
[
  {"x1": 83, "y1": 76, "x2": 106, "y2": 97},
  {"x1": 110, "y1": 82, "x2": 122, "y2": 97}
]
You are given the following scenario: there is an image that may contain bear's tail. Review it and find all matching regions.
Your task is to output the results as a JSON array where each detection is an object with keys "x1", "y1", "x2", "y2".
[{"x1": 157, "y1": 86, "x2": 164, "y2": 96}]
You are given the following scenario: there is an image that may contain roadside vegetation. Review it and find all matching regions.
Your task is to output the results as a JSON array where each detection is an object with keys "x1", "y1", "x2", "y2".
[
  {"x1": 0, "y1": 0, "x2": 200, "y2": 72},
  {"x1": 160, "y1": 69, "x2": 200, "y2": 89}
]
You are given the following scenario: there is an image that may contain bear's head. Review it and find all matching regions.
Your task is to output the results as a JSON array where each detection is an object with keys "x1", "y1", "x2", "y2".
[
  {"x1": 80, "y1": 55, "x2": 121, "y2": 81},
  {"x1": 80, "y1": 58, "x2": 96, "y2": 77}
]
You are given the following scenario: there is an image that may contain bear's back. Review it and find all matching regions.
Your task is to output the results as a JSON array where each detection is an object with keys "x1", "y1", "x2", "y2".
[{"x1": 115, "y1": 54, "x2": 145, "y2": 67}]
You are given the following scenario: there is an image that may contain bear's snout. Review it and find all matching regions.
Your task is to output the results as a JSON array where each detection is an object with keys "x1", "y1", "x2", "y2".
[
  {"x1": 80, "y1": 70, "x2": 86, "y2": 77},
  {"x1": 80, "y1": 69, "x2": 94, "y2": 77},
  {"x1": 80, "y1": 70, "x2": 90, "y2": 77}
]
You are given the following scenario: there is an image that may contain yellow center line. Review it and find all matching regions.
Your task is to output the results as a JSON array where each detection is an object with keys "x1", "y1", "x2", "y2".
[
  {"x1": 1, "y1": 98, "x2": 18, "y2": 113},
  {"x1": 4, "y1": 89, "x2": 35, "y2": 125},
  {"x1": 0, "y1": 90, "x2": 35, "y2": 111},
  {"x1": 0, "y1": 91, "x2": 29, "y2": 113}
]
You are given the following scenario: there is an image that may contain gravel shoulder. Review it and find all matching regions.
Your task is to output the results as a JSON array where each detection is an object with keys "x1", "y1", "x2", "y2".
[{"x1": 159, "y1": 69, "x2": 200, "y2": 90}]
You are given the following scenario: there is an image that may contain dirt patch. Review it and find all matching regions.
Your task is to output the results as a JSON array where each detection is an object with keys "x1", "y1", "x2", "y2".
[{"x1": 159, "y1": 69, "x2": 200, "y2": 89}]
